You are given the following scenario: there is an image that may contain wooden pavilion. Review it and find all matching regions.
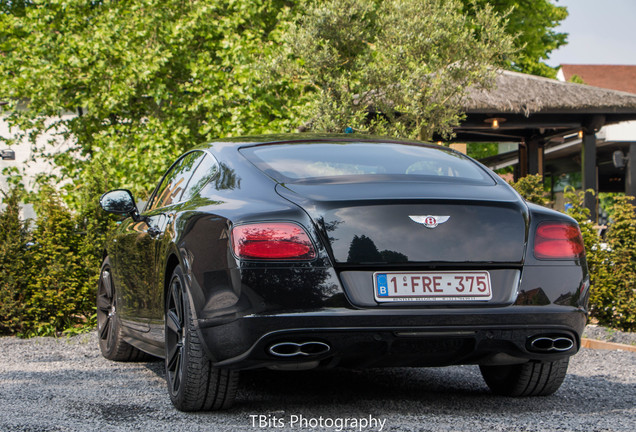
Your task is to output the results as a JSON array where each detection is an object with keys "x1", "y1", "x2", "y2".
[{"x1": 449, "y1": 70, "x2": 636, "y2": 221}]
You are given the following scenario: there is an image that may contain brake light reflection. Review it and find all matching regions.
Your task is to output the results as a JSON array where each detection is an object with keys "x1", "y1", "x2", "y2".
[{"x1": 231, "y1": 222, "x2": 316, "y2": 260}]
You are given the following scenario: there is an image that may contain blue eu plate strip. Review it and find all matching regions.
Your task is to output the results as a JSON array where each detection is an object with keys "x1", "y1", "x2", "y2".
[{"x1": 376, "y1": 273, "x2": 388, "y2": 297}]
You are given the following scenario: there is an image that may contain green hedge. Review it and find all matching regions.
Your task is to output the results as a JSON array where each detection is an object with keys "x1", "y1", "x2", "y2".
[
  {"x1": 585, "y1": 195, "x2": 636, "y2": 331},
  {"x1": 0, "y1": 188, "x2": 29, "y2": 334},
  {"x1": 509, "y1": 174, "x2": 550, "y2": 206},
  {"x1": 0, "y1": 185, "x2": 111, "y2": 337}
]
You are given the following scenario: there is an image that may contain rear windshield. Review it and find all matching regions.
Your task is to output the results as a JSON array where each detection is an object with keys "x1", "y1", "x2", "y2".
[{"x1": 240, "y1": 142, "x2": 495, "y2": 185}]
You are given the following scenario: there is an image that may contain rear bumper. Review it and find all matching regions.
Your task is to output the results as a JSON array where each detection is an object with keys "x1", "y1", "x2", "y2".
[{"x1": 197, "y1": 306, "x2": 586, "y2": 370}]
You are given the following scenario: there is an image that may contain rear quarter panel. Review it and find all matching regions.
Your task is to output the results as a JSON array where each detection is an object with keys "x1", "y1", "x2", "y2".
[{"x1": 518, "y1": 203, "x2": 589, "y2": 318}]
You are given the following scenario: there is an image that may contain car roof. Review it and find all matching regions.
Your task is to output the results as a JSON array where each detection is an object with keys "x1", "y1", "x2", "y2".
[{"x1": 196, "y1": 133, "x2": 444, "y2": 151}]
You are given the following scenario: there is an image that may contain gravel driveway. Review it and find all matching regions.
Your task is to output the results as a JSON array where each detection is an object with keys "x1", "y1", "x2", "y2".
[{"x1": 0, "y1": 331, "x2": 634, "y2": 432}]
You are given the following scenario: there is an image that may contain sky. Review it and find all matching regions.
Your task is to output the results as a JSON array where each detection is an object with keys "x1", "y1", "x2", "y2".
[{"x1": 547, "y1": 0, "x2": 636, "y2": 66}]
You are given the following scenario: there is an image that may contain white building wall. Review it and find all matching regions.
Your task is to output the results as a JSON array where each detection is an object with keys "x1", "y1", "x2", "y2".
[
  {"x1": 0, "y1": 112, "x2": 76, "y2": 218},
  {"x1": 597, "y1": 120, "x2": 636, "y2": 142}
]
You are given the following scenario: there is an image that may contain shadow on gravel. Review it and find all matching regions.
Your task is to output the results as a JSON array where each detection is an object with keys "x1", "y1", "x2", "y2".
[
  {"x1": 224, "y1": 366, "x2": 635, "y2": 416},
  {"x1": 67, "y1": 402, "x2": 158, "y2": 424},
  {"x1": 1, "y1": 358, "x2": 632, "y2": 430},
  {"x1": 143, "y1": 359, "x2": 165, "y2": 376},
  {"x1": 3, "y1": 359, "x2": 632, "y2": 419}
]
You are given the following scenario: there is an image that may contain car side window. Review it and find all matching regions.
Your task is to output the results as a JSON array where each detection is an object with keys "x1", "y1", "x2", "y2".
[
  {"x1": 148, "y1": 151, "x2": 206, "y2": 210},
  {"x1": 180, "y1": 154, "x2": 219, "y2": 202}
]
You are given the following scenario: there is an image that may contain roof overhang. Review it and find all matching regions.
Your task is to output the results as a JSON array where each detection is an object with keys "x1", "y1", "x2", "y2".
[{"x1": 447, "y1": 70, "x2": 636, "y2": 143}]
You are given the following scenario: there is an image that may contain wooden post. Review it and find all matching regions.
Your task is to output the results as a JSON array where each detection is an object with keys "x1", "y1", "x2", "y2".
[
  {"x1": 581, "y1": 131, "x2": 597, "y2": 222},
  {"x1": 526, "y1": 137, "x2": 544, "y2": 177},
  {"x1": 518, "y1": 142, "x2": 528, "y2": 178}
]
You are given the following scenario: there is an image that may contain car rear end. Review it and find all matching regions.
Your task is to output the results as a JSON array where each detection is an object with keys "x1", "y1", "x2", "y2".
[{"x1": 198, "y1": 138, "x2": 589, "y2": 386}]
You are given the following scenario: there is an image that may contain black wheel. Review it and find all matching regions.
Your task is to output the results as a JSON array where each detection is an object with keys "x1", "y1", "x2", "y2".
[
  {"x1": 165, "y1": 265, "x2": 239, "y2": 411},
  {"x1": 480, "y1": 358, "x2": 569, "y2": 396},
  {"x1": 97, "y1": 257, "x2": 152, "y2": 361}
]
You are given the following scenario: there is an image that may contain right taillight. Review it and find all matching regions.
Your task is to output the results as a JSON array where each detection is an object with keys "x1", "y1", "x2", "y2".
[{"x1": 534, "y1": 222, "x2": 585, "y2": 259}]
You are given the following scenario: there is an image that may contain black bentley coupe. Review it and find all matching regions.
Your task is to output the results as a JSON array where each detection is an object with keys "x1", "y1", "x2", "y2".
[{"x1": 98, "y1": 134, "x2": 589, "y2": 411}]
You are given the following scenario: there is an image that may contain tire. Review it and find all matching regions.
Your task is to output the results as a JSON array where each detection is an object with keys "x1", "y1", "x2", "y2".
[
  {"x1": 164, "y1": 265, "x2": 239, "y2": 411},
  {"x1": 480, "y1": 358, "x2": 569, "y2": 397},
  {"x1": 97, "y1": 257, "x2": 152, "y2": 362}
]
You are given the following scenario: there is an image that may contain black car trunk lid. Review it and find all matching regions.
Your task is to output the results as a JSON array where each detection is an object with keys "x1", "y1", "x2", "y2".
[{"x1": 276, "y1": 182, "x2": 528, "y2": 266}]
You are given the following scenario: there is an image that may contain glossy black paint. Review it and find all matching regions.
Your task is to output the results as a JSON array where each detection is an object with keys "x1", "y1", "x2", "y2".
[{"x1": 101, "y1": 134, "x2": 589, "y2": 368}]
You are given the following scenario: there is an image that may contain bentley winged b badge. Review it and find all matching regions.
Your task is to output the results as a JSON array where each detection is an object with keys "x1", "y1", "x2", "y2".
[{"x1": 409, "y1": 215, "x2": 450, "y2": 229}]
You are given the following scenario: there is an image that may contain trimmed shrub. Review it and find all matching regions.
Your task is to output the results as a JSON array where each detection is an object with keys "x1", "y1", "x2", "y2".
[
  {"x1": 562, "y1": 188, "x2": 604, "y2": 273},
  {"x1": 509, "y1": 174, "x2": 550, "y2": 206},
  {"x1": 0, "y1": 187, "x2": 30, "y2": 334},
  {"x1": 563, "y1": 187, "x2": 636, "y2": 331},
  {"x1": 0, "y1": 184, "x2": 108, "y2": 336},
  {"x1": 598, "y1": 196, "x2": 636, "y2": 330},
  {"x1": 18, "y1": 186, "x2": 94, "y2": 336}
]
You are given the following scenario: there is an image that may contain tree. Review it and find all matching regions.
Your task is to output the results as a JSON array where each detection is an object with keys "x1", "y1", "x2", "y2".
[
  {"x1": 0, "y1": 0, "x2": 297, "y2": 202},
  {"x1": 20, "y1": 186, "x2": 94, "y2": 335},
  {"x1": 0, "y1": 0, "x2": 303, "y2": 335},
  {"x1": 0, "y1": 187, "x2": 29, "y2": 334},
  {"x1": 275, "y1": 0, "x2": 516, "y2": 140},
  {"x1": 0, "y1": 0, "x2": 566, "y2": 198},
  {"x1": 461, "y1": 0, "x2": 568, "y2": 78}
]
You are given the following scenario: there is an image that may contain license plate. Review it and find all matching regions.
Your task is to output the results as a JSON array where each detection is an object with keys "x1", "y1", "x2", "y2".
[{"x1": 374, "y1": 271, "x2": 492, "y2": 302}]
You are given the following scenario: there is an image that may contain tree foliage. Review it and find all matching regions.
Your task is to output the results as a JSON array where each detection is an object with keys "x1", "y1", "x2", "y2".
[
  {"x1": 0, "y1": 0, "x2": 587, "y2": 336},
  {"x1": 21, "y1": 186, "x2": 92, "y2": 335},
  {"x1": 564, "y1": 188, "x2": 636, "y2": 331},
  {"x1": 599, "y1": 196, "x2": 636, "y2": 330},
  {"x1": 461, "y1": 0, "x2": 568, "y2": 78},
  {"x1": 0, "y1": 187, "x2": 29, "y2": 334},
  {"x1": 0, "y1": 0, "x2": 297, "y2": 202},
  {"x1": 509, "y1": 173, "x2": 550, "y2": 206},
  {"x1": 275, "y1": 0, "x2": 516, "y2": 140},
  {"x1": 0, "y1": 184, "x2": 107, "y2": 336},
  {"x1": 0, "y1": 0, "x2": 566, "y2": 199}
]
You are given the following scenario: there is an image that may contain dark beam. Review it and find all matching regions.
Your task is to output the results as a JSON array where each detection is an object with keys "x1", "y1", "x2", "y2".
[
  {"x1": 479, "y1": 149, "x2": 518, "y2": 168},
  {"x1": 626, "y1": 142, "x2": 636, "y2": 198},
  {"x1": 444, "y1": 131, "x2": 527, "y2": 142},
  {"x1": 581, "y1": 132, "x2": 597, "y2": 222},
  {"x1": 459, "y1": 121, "x2": 581, "y2": 130},
  {"x1": 526, "y1": 137, "x2": 544, "y2": 177},
  {"x1": 450, "y1": 125, "x2": 583, "y2": 145}
]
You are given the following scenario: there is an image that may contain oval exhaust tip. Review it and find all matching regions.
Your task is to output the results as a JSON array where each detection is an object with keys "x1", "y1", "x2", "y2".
[
  {"x1": 530, "y1": 337, "x2": 555, "y2": 351},
  {"x1": 269, "y1": 342, "x2": 302, "y2": 357},
  {"x1": 269, "y1": 341, "x2": 330, "y2": 357},
  {"x1": 552, "y1": 337, "x2": 574, "y2": 352},
  {"x1": 529, "y1": 336, "x2": 574, "y2": 352},
  {"x1": 299, "y1": 341, "x2": 330, "y2": 355}
]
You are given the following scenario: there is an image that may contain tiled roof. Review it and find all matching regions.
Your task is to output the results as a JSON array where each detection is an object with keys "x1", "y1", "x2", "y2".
[{"x1": 560, "y1": 64, "x2": 636, "y2": 94}]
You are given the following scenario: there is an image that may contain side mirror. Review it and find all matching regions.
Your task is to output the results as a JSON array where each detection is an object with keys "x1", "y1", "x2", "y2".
[{"x1": 99, "y1": 189, "x2": 143, "y2": 221}]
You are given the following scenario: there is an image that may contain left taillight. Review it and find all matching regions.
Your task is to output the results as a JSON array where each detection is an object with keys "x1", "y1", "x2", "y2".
[
  {"x1": 534, "y1": 222, "x2": 585, "y2": 260},
  {"x1": 231, "y1": 222, "x2": 317, "y2": 260}
]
